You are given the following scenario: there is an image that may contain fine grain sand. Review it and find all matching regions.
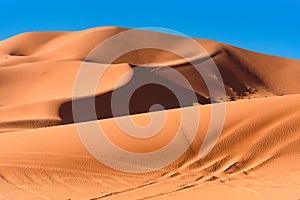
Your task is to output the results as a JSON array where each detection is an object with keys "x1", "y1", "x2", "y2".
[{"x1": 0, "y1": 27, "x2": 299, "y2": 199}]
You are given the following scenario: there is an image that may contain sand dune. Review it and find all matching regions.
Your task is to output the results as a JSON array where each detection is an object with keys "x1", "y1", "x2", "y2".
[
  {"x1": 1, "y1": 95, "x2": 299, "y2": 199},
  {"x1": 0, "y1": 27, "x2": 299, "y2": 199}
]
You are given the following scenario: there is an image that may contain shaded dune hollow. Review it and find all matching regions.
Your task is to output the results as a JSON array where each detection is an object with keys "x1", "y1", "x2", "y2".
[
  {"x1": 59, "y1": 66, "x2": 210, "y2": 124},
  {"x1": 0, "y1": 26, "x2": 300, "y2": 200}
]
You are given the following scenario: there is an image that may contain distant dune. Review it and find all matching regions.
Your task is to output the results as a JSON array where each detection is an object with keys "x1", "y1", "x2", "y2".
[{"x1": 0, "y1": 27, "x2": 299, "y2": 199}]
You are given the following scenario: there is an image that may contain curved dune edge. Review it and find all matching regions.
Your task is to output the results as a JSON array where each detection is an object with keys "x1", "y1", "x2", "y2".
[
  {"x1": 0, "y1": 95, "x2": 299, "y2": 199},
  {"x1": 0, "y1": 27, "x2": 300, "y2": 132},
  {"x1": 0, "y1": 27, "x2": 300, "y2": 199}
]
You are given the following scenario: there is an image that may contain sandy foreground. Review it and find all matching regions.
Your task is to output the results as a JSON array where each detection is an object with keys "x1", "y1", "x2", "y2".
[{"x1": 0, "y1": 27, "x2": 299, "y2": 199}]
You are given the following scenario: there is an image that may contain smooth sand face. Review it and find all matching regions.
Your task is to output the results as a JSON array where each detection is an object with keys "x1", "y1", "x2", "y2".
[{"x1": 0, "y1": 27, "x2": 299, "y2": 199}]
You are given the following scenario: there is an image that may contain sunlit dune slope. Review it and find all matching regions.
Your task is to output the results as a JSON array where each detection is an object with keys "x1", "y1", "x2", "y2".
[{"x1": 0, "y1": 27, "x2": 299, "y2": 200}]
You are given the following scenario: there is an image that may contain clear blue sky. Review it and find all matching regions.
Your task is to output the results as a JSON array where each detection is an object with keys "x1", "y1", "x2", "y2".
[{"x1": 0, "y1": 0, "x2": 299, "y2": 60}]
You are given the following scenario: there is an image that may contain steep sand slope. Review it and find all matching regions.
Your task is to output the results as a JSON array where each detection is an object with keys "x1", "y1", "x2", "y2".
[
  {"x1": 0, "y1": 27, "x2": 299, "y2": 199},
  {"x1": 0, "y1": 27, "x2": 299, "y2": 132}
]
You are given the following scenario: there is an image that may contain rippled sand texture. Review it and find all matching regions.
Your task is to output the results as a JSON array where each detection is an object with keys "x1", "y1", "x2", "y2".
[{"x1": 0, "y1": 27, "x2": 299, "y2": 200}]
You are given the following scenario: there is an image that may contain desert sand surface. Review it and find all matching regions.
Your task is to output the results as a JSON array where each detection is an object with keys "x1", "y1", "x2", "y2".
[{"x1": 0, "y1": 27, "x2": 299, "y2": 199}]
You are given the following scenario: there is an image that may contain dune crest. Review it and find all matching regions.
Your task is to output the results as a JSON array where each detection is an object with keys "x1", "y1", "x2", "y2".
[{"x1": 0, "y1": 27, "x2": 299, "y2": 199}]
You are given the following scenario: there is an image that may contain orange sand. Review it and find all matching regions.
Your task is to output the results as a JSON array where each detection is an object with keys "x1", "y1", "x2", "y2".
[{"x1": 0, "y1": 27, "x2": 299, "y2": 199}]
